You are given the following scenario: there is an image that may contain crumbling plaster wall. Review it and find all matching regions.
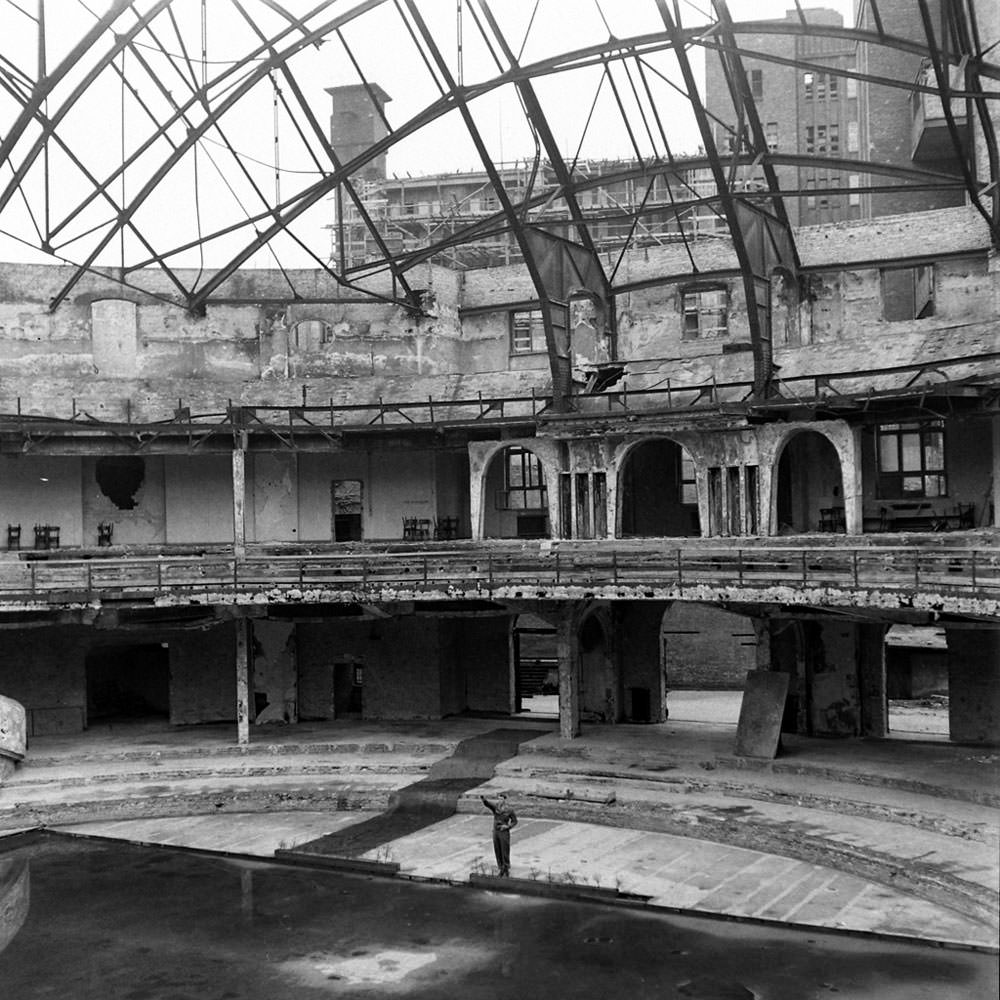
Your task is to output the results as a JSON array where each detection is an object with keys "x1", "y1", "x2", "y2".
[{"x1": 0, "y1": 455, "x2": 84, "y2": 547}]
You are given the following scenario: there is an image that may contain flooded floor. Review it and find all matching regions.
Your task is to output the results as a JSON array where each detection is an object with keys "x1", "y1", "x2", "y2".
[{"x1": 1, "y1": 835, "x2": 995, "y2": 999}]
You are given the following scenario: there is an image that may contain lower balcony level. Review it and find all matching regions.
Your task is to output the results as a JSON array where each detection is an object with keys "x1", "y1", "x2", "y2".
[{"x1": 0, "y1": 536, "x2": 996, "y2": 617}]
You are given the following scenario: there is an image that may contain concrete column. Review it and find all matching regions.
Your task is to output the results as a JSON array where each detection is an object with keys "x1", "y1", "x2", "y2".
[
  {"x1": 857, "y1": 623, "x2": 888, "y2": 737},
  {"x1": 235, "y1": 617, "x2": 251, "y2": 746},
  {"x1": 232, "y1": 433, "x2": 247, "y2": 559},
  {"x1": 945, "y1": 627, "x2": 1000, "y2": 744},
  {"x1": 555, "y1": 609, "x2": 581, "y2": 739},
  {"x1": 842, "y1": 426, "x2": 864, "y2": 535}
]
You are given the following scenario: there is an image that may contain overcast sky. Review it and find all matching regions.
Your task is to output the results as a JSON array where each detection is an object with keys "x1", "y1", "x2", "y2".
[{"x1": 0, "y1": 0, "x2": 857, "y2": 273}]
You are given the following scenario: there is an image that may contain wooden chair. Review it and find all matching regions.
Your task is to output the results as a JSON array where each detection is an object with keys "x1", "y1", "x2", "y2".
[{"x1": 955, "y1": 502, "x2": 975, "y2": 530}]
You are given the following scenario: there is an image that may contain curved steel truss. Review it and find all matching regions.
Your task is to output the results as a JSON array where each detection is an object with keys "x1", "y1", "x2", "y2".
[{"x1": 1, "y1": 0, "x2": 997, "y2": 402}]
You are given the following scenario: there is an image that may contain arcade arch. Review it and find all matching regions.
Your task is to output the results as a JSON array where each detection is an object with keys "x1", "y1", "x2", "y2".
[
  {"x1": 618, "y1": 438, "x2": 700, "y2": 538},
  {"x1": 774, "y1": 429, "x2": 845, "y2": 534}
]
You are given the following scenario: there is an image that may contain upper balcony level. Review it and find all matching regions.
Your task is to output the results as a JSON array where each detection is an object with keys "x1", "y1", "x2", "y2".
[{"x1": 0, "y1": 537, "x2": 996, "y2": 619}]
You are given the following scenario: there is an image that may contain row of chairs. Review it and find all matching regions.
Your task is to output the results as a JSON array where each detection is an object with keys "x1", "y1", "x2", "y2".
[
  {"x1": 402, "y1": 516, "x2": 460, "y2": 541},
  {"x1": 6, "y1": 522, "x2": 114, "y2": 550}
]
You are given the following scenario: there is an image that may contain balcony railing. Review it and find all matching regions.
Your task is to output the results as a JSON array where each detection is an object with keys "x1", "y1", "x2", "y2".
[{"x1": 0, "y1": 542, "x2": 995, "y2": 607}]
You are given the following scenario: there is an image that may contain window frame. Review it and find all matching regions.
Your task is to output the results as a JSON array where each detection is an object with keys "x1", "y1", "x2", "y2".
[
  {"x1": 510, "y1": 308, "x2": 547, "y2": 355},
  {"x1": 882, "y1": 264, "x2": 935, "y2": 321},
  {"x1": 681, "y1": 285, "x2": 728, "y2": 340},
  {"x1": 876, "y1": 421, "x2": 947, "y2": 499},
  {"x1": 499, "y1": 446, "x2": 548, "y2": 511}
]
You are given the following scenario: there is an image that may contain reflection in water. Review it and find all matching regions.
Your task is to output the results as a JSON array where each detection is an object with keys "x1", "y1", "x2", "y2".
[
  {"x1": 0, "y1": 856, "x2": 29, "y2": 955},
  {"x1": 0, "y1": 837, "x2": 994, "y2": 1000}
]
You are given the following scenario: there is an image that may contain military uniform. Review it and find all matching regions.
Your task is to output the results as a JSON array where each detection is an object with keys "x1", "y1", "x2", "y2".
[{"x1": 481, "y1": 794, "x2": 517, "y2": 876}]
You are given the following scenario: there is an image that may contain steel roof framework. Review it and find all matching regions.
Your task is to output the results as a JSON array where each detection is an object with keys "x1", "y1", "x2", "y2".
[{"x1": 0, "y1": 0, "x2": 997, "y2": 403}]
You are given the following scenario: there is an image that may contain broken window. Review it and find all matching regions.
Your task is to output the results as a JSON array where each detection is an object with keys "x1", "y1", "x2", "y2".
[
  {"x1": 95, "y1": 456, "x2": 145, "y2": 510},
  {"x1": 882, "y1": 264, "x2": 934, "y2": 320},
  {"x1": 877, "y1": 421, "x2": 946, "y2": 498},
  {"x1": 500, "y1": 447, "x2": 547, "y2": 510},
  {"x1": 511, "y1": 309, "x2": 547, "y2": 354},
  {"x1": 682, "y1": 286, "x2": 728, "y2": 339},
  {"x1": 804, "y1": 72, "x2": 814, "y2": 100},
  {"x1": 765, "y1": 121, "x2": 778, "y2": 152},
  {"x1": 680, "y1": 453, "x2": 698, "y2": 505},
  {"x1": 749, "y1": 68, "x2": 763, "y2": 98},
  {"x1": 293, "y1": 319, "x2": 331, "y2": 351},
  {"x1": 828, "y1": 75, "x2": 839, "y2": 100}
]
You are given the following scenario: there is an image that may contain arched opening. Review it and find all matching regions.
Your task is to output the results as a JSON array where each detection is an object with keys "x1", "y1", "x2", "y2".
[
  {"x1": 512, "y1": 614, "x2": 558, "y2": 717},
  {"x1": 483, "y1": 446, "x2": 550, "y2": 539},
  {"x1": 619, "y1": 439, "x2": 699, "y2": 537},
  {"x1": 579, "y1": 614, "x2": 615, "y2": 722},
  {"x1": 775, "y1": 430, "x2": 844, "y2": 535}
]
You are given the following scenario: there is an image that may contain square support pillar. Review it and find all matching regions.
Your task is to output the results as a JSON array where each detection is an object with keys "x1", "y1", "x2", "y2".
[
  {"x1": 235, "y1": 616, "x2": 251, "y2": 746},
  {"x1": 946, "y1": 628, "x2": 1000, "y2": 744},
  {"x1": 233, "y1": 434, "x2": 247, "y2": 559},
  {"x1": 556, "y1": 612, "x2": 581, "y2": 739}
]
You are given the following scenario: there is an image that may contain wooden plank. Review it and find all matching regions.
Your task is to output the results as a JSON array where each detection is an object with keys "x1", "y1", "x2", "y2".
[{"x1": 734, "y1": 670, "x2": 788, "y2": 759}]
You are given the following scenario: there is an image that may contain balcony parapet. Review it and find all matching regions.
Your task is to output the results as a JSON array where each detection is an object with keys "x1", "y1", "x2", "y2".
[{"x1": 0, "y1": 540, "x2": 996, "y2": 618}]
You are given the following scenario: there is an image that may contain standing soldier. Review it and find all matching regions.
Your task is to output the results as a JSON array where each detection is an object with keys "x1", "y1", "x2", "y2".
[{"x1": 481, "y1": 791, "x2": 517, "y2": 876}]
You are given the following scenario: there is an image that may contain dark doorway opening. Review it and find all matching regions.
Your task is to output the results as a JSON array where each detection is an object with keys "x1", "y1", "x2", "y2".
[
  {"x1": 334, "y1": 659, "x2": 363, "y2": 718},
  {"x1": 86, "y1": 644, "x2": 169, "y2": 724},
  {"x1": 619, "y1": 439, "x2": 699, "y2": 537}
]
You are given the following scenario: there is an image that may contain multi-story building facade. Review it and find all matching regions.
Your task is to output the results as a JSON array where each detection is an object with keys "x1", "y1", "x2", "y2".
[
  {"x1": 704, "y1": 6, "x2": 862, "y2": 226},
  {"x1": 327, "y1": 85, "x2": 722, "y2": 271}
]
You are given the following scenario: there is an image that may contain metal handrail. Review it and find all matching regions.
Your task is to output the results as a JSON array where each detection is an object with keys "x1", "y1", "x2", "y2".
[{"x1": 0, "y1": 542, "x2": 995, "y2": 604}]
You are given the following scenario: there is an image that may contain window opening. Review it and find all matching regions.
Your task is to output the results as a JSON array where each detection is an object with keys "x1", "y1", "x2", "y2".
[
  {"x1": 803, "y1": 72, "x2": 814, "y2": 100},
  {"x1": 749, "y1": 68, "x2": 763, "y2": 98},
  {"x1": 765, "y1": 121, "x2": 778, "y2": 152},
  {"x1": 511, "y1": 309, "x2": 547, "y2": 354},
  {"x1": 499, "y1": 447, "x2": 547, "y2": 510},
  {"x1": 682, "y1": 287, "x2": 728, "y2": 339},
  {"x1": 878, "y1": 422, "x2": 946, "y2": 498},
  {"x1": 882, "y1": 265, "x2": 934, "y2": 320},
  {"x1": 559, "y1": 473, "x2": 572, "y2": 539},
  {"x1": 828, "y1": 74, "x2": 838, "y2": 100},
  {"x1": 575, "y1": 473, "x2": 591, "y2": 539},
  {"x1": 680, "y1": 453, "x2": 698, "y2": 505},
  {"x1": 746, "y1": 465, "x2": 759, "y2": 535},
  {"x1": 849, "y1": 174, "x2": 861, "y2": 206},
  {"x1": 293, "y1": 319, "x2": 331, "y2": 351},
  {"x1": 727, "y1": 466, "x2": 742, "y2": 535},
  {"x1": 846, "y1": 71, "x2": 858, "y2": 99}
]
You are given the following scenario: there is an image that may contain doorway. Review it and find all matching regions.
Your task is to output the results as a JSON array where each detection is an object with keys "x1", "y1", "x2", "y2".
[
  {"x1": 512, "y1": 614, "x2": 558, "y2": 716},
  {"x1": 86, "y1": 644, "x2": 170, "y2": 724},
  {"x1": 885, "y1": 625, "x2": 949, "y2": 738},
  {"x1": 334, "y1": 658, "x2": 363, "y2": 718},
  {"x1": 332, "y1": 480, "x2": 363, "y2": 541}
]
